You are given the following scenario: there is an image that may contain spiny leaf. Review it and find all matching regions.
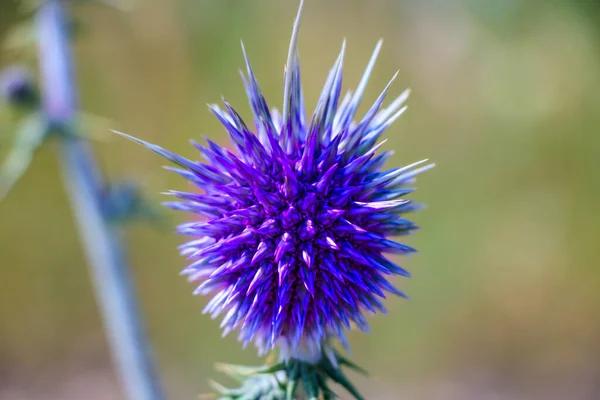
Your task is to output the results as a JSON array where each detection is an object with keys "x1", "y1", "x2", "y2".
[
  {"x1": 336, "y1": 353, "x2": 369, "y2": 376},
  {"x1": 300, "y1": 363, "x2": 319, "y2": 400}
]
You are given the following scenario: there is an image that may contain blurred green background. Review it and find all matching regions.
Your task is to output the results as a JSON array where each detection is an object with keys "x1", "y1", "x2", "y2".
[{"x1": 1, "y1": 0, "x2": 600, "y2": 398}]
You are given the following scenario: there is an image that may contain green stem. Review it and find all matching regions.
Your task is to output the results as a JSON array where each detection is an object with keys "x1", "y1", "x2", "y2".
[{"x1": 37, "y1": 1, "x2": 164, "y2": 399}]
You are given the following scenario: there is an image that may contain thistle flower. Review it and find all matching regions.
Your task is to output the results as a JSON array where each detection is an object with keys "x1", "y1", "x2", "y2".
[{"x1": 117, "y1": 0, "x2": 433, "y2": 364}]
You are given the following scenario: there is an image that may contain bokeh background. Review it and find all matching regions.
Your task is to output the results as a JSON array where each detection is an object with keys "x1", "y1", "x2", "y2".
[{"x1": 1, "y1": 0, "x2": 600, "y2": 399}]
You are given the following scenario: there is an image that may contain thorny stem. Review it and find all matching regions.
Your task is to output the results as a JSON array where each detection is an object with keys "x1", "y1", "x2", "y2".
[{"x1": 37, "y1": 1, "x2": 163, "y2": 399}]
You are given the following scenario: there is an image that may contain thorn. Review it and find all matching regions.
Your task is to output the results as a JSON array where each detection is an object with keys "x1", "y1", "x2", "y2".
[{"x1": 282, "y1": 0, "x2": 305, "y2": 122}]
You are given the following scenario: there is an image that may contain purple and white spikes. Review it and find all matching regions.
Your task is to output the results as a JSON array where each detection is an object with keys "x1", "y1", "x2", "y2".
[
  {"x1": 116, "y1": 0, "x2": 433, "y2": 362},
  {"x1": 340, "y1": 70, "x2": 399, "y2": 158},
  {"x1": 334, "y1": 39, "x2": 383, "y2": 133},
  {"x1": 310, "y1": 40, "x2": 345, "y2": 144},
  {"x1": 282, "y1": 0, "x2": 305, "y2": 126},
  {"x1": 240, "y1": 42, "x2": 277, "y2": 142}
]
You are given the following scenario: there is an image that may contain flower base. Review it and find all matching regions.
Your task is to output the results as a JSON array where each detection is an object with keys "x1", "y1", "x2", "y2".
[{"x1": 209, "y1": 350, "x2": 367, "y2": 400}]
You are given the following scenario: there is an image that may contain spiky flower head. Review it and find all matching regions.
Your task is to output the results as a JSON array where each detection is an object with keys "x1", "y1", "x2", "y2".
[{"x1": 118, "y1": 0, "x2": 433, "y2": 362}]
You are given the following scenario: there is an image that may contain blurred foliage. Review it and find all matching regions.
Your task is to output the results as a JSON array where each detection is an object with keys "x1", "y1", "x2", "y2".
[{"x1": 1, "y1": 0, "x2": 600, "y2": 399}]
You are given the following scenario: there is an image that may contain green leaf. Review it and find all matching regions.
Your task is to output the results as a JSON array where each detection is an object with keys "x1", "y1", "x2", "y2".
[
  {"x1": 215, "y1": 363, "x2": 274, "y2": 381},
  {"x1": 248, "y1": 362, "x2": 286, "y2": 375},
  {"x1": 316, "y1": 373, "x2": 337, "y2": 400},
  {"x1": 0, "y1": 113, "x2": 46, "y2": 201},
  {"x1": 336, "y1": 353, "x2": 369, "y2": 376},
  {"x1": 285, "y1": 362, "x2": 300, "y2": 400},
  {"x1": 322, "y1": 364, "x2": 364, "y2": 400},
  {"x1": 300, "y1": 364, "x2": 319, "y2": 400}
]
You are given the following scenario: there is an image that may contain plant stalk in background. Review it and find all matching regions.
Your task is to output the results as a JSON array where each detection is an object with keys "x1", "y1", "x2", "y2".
[{"x1": 36, "y1": 1, "x2": 163, "y2": 399}]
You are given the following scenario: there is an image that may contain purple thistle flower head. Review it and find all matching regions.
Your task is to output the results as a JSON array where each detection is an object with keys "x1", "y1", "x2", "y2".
[{"x1": 117, "y1": 0, "x2": 433, "y2": 362}]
